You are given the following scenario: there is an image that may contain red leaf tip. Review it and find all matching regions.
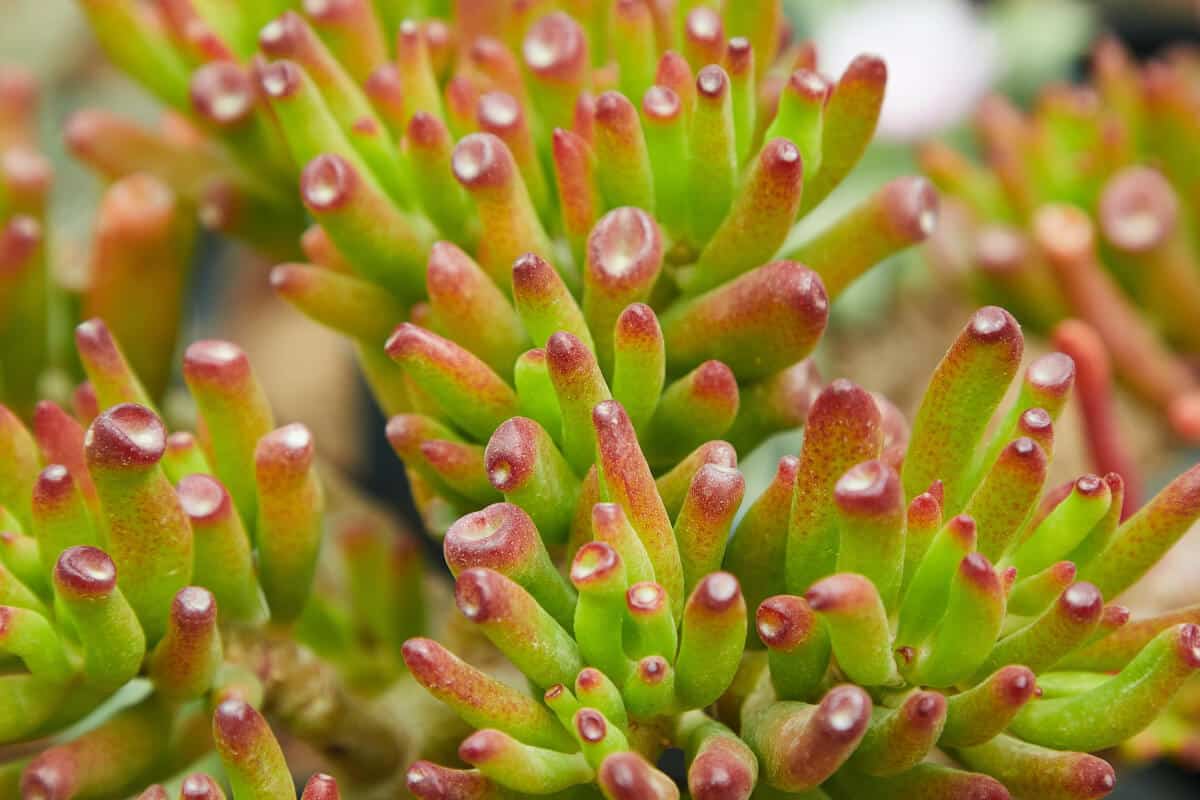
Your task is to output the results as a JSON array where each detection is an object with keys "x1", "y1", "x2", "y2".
[
  {"x1": 523, "y1": 12, "x2": 586, "y2": 78},
  {"x1": 301, "y1": 772, "x2": 340, "y2": 800},
  {"x1": 1178, "y1": 623, "x2": 1200, "y2": 668},
  {"x1": 172, "y1": 586, "x2": 217, "y2": 630},
  {"x1": 969, "y1": 306, "x2": 1020, "y2": 343},
  {"x1": 452, "y1": 132, "x2": 513, "y2": 189},
  {"x1": 694, "y1": 571, "x2": 741, "y2": 612},
  {"x1": 1028, "y1": 352, "x2": 1075, "y2": 393},
  {"x1": 627, "y1": 581, "x2": 668, "y2": 614},
  {"x1": 1059, "y1": 582, "x2": 1104, "y2": 623},
  {"x1": 444, "y1": 502, "x2": 538, "y2": 573},
  {"x1": 190, "y1": 62, "x2": 255, "y2": 126},
  {"x1": 637, "y1": 655, "x2": 669, "y2": 684},
  {"x1": 301, "y1": 153, "x2": 355, "y2": 211},
  {"x1": 575, "y1": 708, "x2": 607, "y2": 742},
  {"x1": 642, "y1": 86, "x2": 681, "y2": 121},
  {"x1": 1099, "y1": 166, "x2": 1177, "y2": 253},
  {"x1": 180, "y1": 773, "x2": 224, "y2": 800},
  {"x1": 258, "y1": 59, "x2": 302, "y2": 99},
  {"x1": 53, "y1": 545, "x2": 116, "y2": 597},
  {"x1": 818, "y1": 684, "x2": 871, "y2": 739},
  {"x1": 834, "y1": 459, "x2": 902, "y2": 516},
  {"x1": 755, "y1": 595, "x2": 814, "y2": 649},
  {"x1": 696, "y1": 65, "x2": 728, "y2": 99},
  {"x1": 458, "y1": 730, "x2": 505, "y2": 765},
  {"x1": 177, "y1": 474, "x2": 231, "y2": 523},
  {"x1": 571, "y1": 541, "x2": 622, "y2": 586},
  {"x1": 183, "y1": 339, "x2": 250, "y2": 382},
  {"x1": 213, "y1": 697, "x2": 265, "y2": 749},
  {"x1": 85, "y1": 403, "x2": 166, "y2": 468}
]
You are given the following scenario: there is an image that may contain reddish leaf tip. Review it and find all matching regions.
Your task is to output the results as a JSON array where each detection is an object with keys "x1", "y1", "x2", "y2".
[
  {"x1": 484, "y1": 419, "x2": 540, "y2": 492},
  {"x1": 1019, "y1": 408, "x2": 1052, "y2": 437},
  {"x1": 969, "y1": 306, "x2": 1020, "y2": 343},
  {"x1": 177, "y1": 474, "x2": 231, "y2": 523},
  {"x1": 1071, "y1": 755, "x2": 1116, "y2": 798},
  {"x1": 1028, "y1": 352, "x2": 1075, "y2": 393},
  {"x1": 571, "y1": 541, "x2": 622, "y2": 587},
  {"x1": 694, "y1": 571, "x2": 742, "y2": 612},
  {"x1": 172, "y1": 586, "x2": 217, "y2": 630},
  {"x1": 85, "y1": 403, "x2": 166, "y2": 468},
  {"x1": 454, "y1": 568, "x2": 507, "y2": 622},
  {"x1": 452, "y1": 132, "x2": 514, "y2": 189},
  {"x1": 626, "y1": 581, "x2": 668, "y2": 615},
  {"x1": 588, "y1": 207, "x2": 662, "y2": 288},
  {"x1": 444, "y1": 502, "x2": 539, "y2": 573},
  {"x1": 995, "y1": 665, "x2": 1037, "y2": 707},
  {"x1": 1099, "y1": 166, "x2": 1177, "y2": 253},
  {"x1": 817, "y1": 685, "x2": 872, "y2": 740},
  {"x1": 190, "y1": 62, "x2": 255, "y2": 126},
  {"x1": 301, "y1": 153, "x2": 355, "y2": 211},
  {"x1": 213, "y1": 697, "x2": 269, "y2": 752},
  {"x1": 642, "y1": 86, "x2": 681, "y2": 121},
  {"x1": 755, "y1": 595, "x2": 814, "y2": 649},
  {"x1": 576, "y1": 666, "x2": 605, "y2": 691},
  {"x1": 33, "y1": 464, "x2": 74, "y2": 504},
  {"x1": 523, "y1": 12, "x2": 586, "y2": 79},
  {"x1": 696, "y1": 65, "x2": 728, "y2": 99},
  {"x1": 255, "y1": 423, "x2": 314, "y2": 469},
  {"x1": 180, "y1": 773, "x2": 224, "y2": 800},
  {"x1": 834, "y1": 459, "x2": 902, "y2": 516},
  {"x1": 637, "y1": 655, "x2": 670, "y2": 684},
  {"x1": 1178, "y1": 623, "x2": 1200, "y2": 668},
  {"x1": 301, "y1": 773, "x2": 340, "y2": 800},
  {"x1": 1059, "y1": 582, "x2": 1104, "y2": 623},
  {"x1": 54, "y1": 545, "x2": 117, "y2": 597},
  {"x1": 258, "y1": 59, "x2": 302, "y2": 99},
  {"x1": 906, "y1": 690, "x2": 947, "y2": 726},
  {"x1": 183, "y1": 339, "x2": 251, "y2": 383},
  {"x1": 575, "y1": 708, "x2": 607, "y2": 742}
]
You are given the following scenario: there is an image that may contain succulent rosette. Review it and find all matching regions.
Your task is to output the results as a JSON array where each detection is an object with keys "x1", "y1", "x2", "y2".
[
  {"x1": 399, "y1": 307, "x2": 1200, "y2": 800},
  {"x1": 0, "y1": 320, "x2": 422, "y2": 797},
  {"x1": 923, "y1": 36, "x2": 1200, "y2": 442}
]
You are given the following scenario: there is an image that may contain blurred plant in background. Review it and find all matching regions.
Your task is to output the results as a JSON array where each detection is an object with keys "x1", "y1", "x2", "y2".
[{"x1": 924, "y1": 37, "x2": 1200, "y2": 447}]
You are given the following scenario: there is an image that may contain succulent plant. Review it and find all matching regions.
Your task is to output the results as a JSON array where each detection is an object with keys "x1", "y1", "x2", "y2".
[
  {"x1": 400, "y1": 306, "x2": 1200, "y2": 800},
  {"x1": 923, "y1": 36, "x2": 1200, "y2": 443},
  {"x1": 38, "y1": 1, "x2": 1200, "y2": 796},
  {"x1": 0, "y1": 320, "x2": 422, "y2": 797},
  {"x1": 68, "y1": 2, "x2": 937, "y2": 502}
]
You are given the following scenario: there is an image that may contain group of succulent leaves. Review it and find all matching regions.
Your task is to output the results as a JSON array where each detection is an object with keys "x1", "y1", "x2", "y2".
[
  {"x1": 71, "y1": 0, "x2": 936, "y2": 448},
  {"x1": 924, "y1": 35, "x2": 1200, "y2": 439},
  {"x1": 0, "y1": 66, "x2": 199, "y2": 420},
  {"x1": 400, "y1": 305, "x2": 1200, "y2": 800},
  {"x1": 0, "y1": 319, "x2": 424, "y2": 798}
]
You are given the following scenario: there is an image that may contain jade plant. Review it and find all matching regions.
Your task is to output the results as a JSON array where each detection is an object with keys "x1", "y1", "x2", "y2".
[
  {"x1": 69, "y1": 1, "x2": 936, "y2": 494},
  {"x1": 0, "y1": 320, "x2": 422, "y2": 798},
  {"x1": 36, "y1": 0, "x2": 1200, "y2": 796},
  {"x1": 398, "y1": 306, "x2": 1200, "y2": 800},
  {"x1": 923, "y1": 36, "x2": 1200, "y2": 442}
]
